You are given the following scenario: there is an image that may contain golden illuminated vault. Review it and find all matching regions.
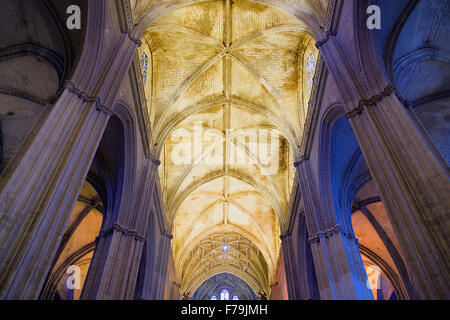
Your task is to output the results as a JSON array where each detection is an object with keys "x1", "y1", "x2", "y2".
[{"x1": 135, "y1": 0, "x2": 321, "y2": 298}]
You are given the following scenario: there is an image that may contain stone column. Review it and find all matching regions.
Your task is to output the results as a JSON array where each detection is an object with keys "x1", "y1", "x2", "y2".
[
  {"x1": 317, "y1": 32, "x2": 450, "y2": 299},
  {"x1": 296, "y1": 213, "x2": 320, "y2": 300},
  {"x1": 280, "y1": 233, "x2": 300, "y2": 299},
  {"x1": 0, "y1": 84, "x2": 113, "y2": 299},
  {"x1": 135, "y1": 229, "x2": 172, "y2": 300},
  {"x1": 295, "y1": 160, "x2": 373, "y2": 300},
  {"x1": 281, "y1": 231, "x2": 319, "y2": 300},
  {"x1": 0, "y1": 25, "x2": 142, "y2": 299},
  {"x1": 269, "y1": 257, "x2": 286, "y2": 300},
  {"x1": 81, "y1": 158, "x2": 160, "y2": 299}
]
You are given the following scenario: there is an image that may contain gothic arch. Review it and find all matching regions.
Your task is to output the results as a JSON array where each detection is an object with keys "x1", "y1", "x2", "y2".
[
  {"x1": 39, "y1": 100, "x2": 139, "y2": 300},
  {"x1": 186, "y1": 265, "x2": 263, "y2": 299},
  {"x1": 317, "y1": 103, "x2": 346, "y2": 228},
  {"x1": 191, "y1": 272, "x2": 257, "y2": 300},
  {"x1": 39, "y1": 180, "x2": 104, "y2": 300},
  {"x1": 318, "y1": 106, "x2": 414, "y2": 300},
  {"x1": 107, "y1": 101, "x2": 138, "y2": 225}
]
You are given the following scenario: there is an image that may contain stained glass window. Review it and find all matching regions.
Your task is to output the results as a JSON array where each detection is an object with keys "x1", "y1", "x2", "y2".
[
  {"x1": 232, "y1": 295, "x2": 239, "y2": 300},
  {"x1": 220, "y1": 289, "x2": 230, "y2": 300},
  {"x1": 140, "y1": 51, "x2": 149, "y2": 85},
  {"x1": 211, "y1": 295, "x2": 217, "y2": 300},
  {"x1": 306, "y1": 53, "x2": 316, "y2": 89}
]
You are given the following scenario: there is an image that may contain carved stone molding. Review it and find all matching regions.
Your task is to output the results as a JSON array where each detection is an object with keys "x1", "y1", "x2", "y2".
[
  {"x1": 122, "y1": 0, "x2": 134, "y2": 30},
  {"x1": 315, "y1": 30, "x2": 336, "y2": 49},
  {"x1": 123, "y1": 28, "x2": 143, "y2": 47},
  {"x1": 130, "y1": 51, "x2": 152, "y2": 156},
  {"x1": 150, "y1": 157, "x2": 161, "y2": 166},
  {"x1": 307, "y1": 224, "x2": 354, "y2": 244},
  {"x1": 164, "y1": 232, "x2": 173, "y2": 240},
  {"x1": 345, "y1": 85, "x2": 395, "y2": 119},
  {"x1": 96, "y1": 223, "x2": 146, "y2": 243},
  {"x1": 315, "y1": 0, "x2": 339, "y2": 49},
  {"x1": 293, "y1": 155, "x2": 309, "y2": 168},
  {"x1": 64, "y1": 81, "x2": 114, "y2": 115},
  {"x1": 279, "y1": 231, "x2": 292, "y2": 240},
  {"x1": 301, "y1": 54, "x2": 326, "y2": 158}
]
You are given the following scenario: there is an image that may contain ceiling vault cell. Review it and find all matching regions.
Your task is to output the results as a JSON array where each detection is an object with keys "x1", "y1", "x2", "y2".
[{"x1": 135, "y1": 0, "x2": 321, "y2": 298}]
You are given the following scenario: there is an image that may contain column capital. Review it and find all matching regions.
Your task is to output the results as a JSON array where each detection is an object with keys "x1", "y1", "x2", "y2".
[
  {"x1": 164, "y1": 232, "x2": 173, "y2": 240},
  {"x1": 96, "y1": 222, "x2": 146, "y2": 243},
  {"x1": 279, "y1": 231, "x2": 292, "y2": 240},
  {"x1": 123, "y1": 28, "x2": 142, "y2": 47},
  {"x1": 147, "y1": 154, "x2": 161, "y2": 167},
  {"x1": 293, "y1": 156, "x2": 309, "y2": 168},
  {"x1": 345, "y1": 85, "x2": 395, "y2": 119},
  {"x1": 151, "y1": 157, "x2": 161, "y2": 166},
  {"x1": 307, "y1": 224, "x2": 354, "y2": 244},
  {"x1": 257, "y1": 292, "x2": 268, "y2": 300},
  {"x1": 181, "y1": 292, "x2": 191, "y2": 300},
  {"x1": 64, "y1": 80, "x2": 114, "y2": 115},
  {"x1": 315, "y1": 30, "x2": 336, "y2": 49}
]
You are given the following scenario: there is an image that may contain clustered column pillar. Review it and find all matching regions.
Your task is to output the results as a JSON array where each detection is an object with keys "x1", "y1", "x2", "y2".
[
  {"x1": 295, "y1": 159, "x2": 373, "y2": 300},
  {"x1": 281, "y1": 214, "x2": 320, "y2": 300},
  {"x1": 280, "y1": 232, "x2": 300, "y2": 299},
  {"x1": 135, "y1": 230, "x2": 172, "y2": 300},
  {"x1": 82, "y1": 157, "x2": 161, "y2": 299},
  {"x1": 317, "y1": 31, "x2": 450, "y2": 299},
  {"x1": 0, "y1": 83, "x2": 113, "y2": 299},
  {"x1": 0, "y1": 24, "x2": 143, "y2": 299}
]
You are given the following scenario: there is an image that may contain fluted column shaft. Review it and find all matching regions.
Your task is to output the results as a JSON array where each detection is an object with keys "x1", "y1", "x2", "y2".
[
  {"x1": 81, "y1": 158, "x2": 160, "y2": 299},
  {"x1": 0, "y1": 87, "x2": 112, "y2": 299},
  {"x1": 281, "y1": 214, "x2": 320, "y2": 300},
  {"x1": 280, "y1": 233, "x2": 301, "y2": 299},
  {"x1": 135, "y1": 229, "x2": 172, "y2": 300},
  {"x1": 0, "y1": 25, "x2": 141, "y2": 298},
  {"x1": 295, "y1": 160, "x2": 373, "y2": 300},
  {"x1": 318, "y1": 33, "x2": 450, "y2": 299}
]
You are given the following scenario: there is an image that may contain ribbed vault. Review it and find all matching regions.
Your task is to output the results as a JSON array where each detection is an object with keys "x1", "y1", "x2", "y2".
[
  {"x1": 181, "y1": 231, "x2": 269, "y2": 296},
  {"x1": 136, "y1": 0, "x2": 321, "y2": 298}
]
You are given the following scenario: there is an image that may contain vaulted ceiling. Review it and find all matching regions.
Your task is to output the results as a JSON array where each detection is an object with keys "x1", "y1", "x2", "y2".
[{"x1": 134, "y1": 0, "x2": 323, "y2": 297}]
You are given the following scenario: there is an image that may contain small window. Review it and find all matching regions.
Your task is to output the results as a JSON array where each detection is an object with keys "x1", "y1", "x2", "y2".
[
  {"x1": 222, "y1": 244, "x2": 229, "y2": 253},
  {"x1": 232, "y1": 295, "x2": 239, "y2": 300},
  {"x1": 211, "y1": 295, "x2": 217, "y2": 300},
  {"x1": 306, "y1": 53, "x2": 316, "y2": 88},
  {"x1": 220, "y1": 289, "x2": 230, "y2": 300},
  {"x1": 140, "y1": 52, "x2": 149, "y2": 85}
]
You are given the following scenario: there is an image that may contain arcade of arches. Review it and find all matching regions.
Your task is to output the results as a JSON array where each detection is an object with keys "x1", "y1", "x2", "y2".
[{"x1": 0, "y1": 0, "x2": 448, "y2": 300}]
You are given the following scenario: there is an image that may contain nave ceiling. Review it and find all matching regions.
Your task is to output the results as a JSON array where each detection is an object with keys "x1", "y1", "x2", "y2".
[{"x1": 133, "y1": 0, "x2": 323, "y2": 297}]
